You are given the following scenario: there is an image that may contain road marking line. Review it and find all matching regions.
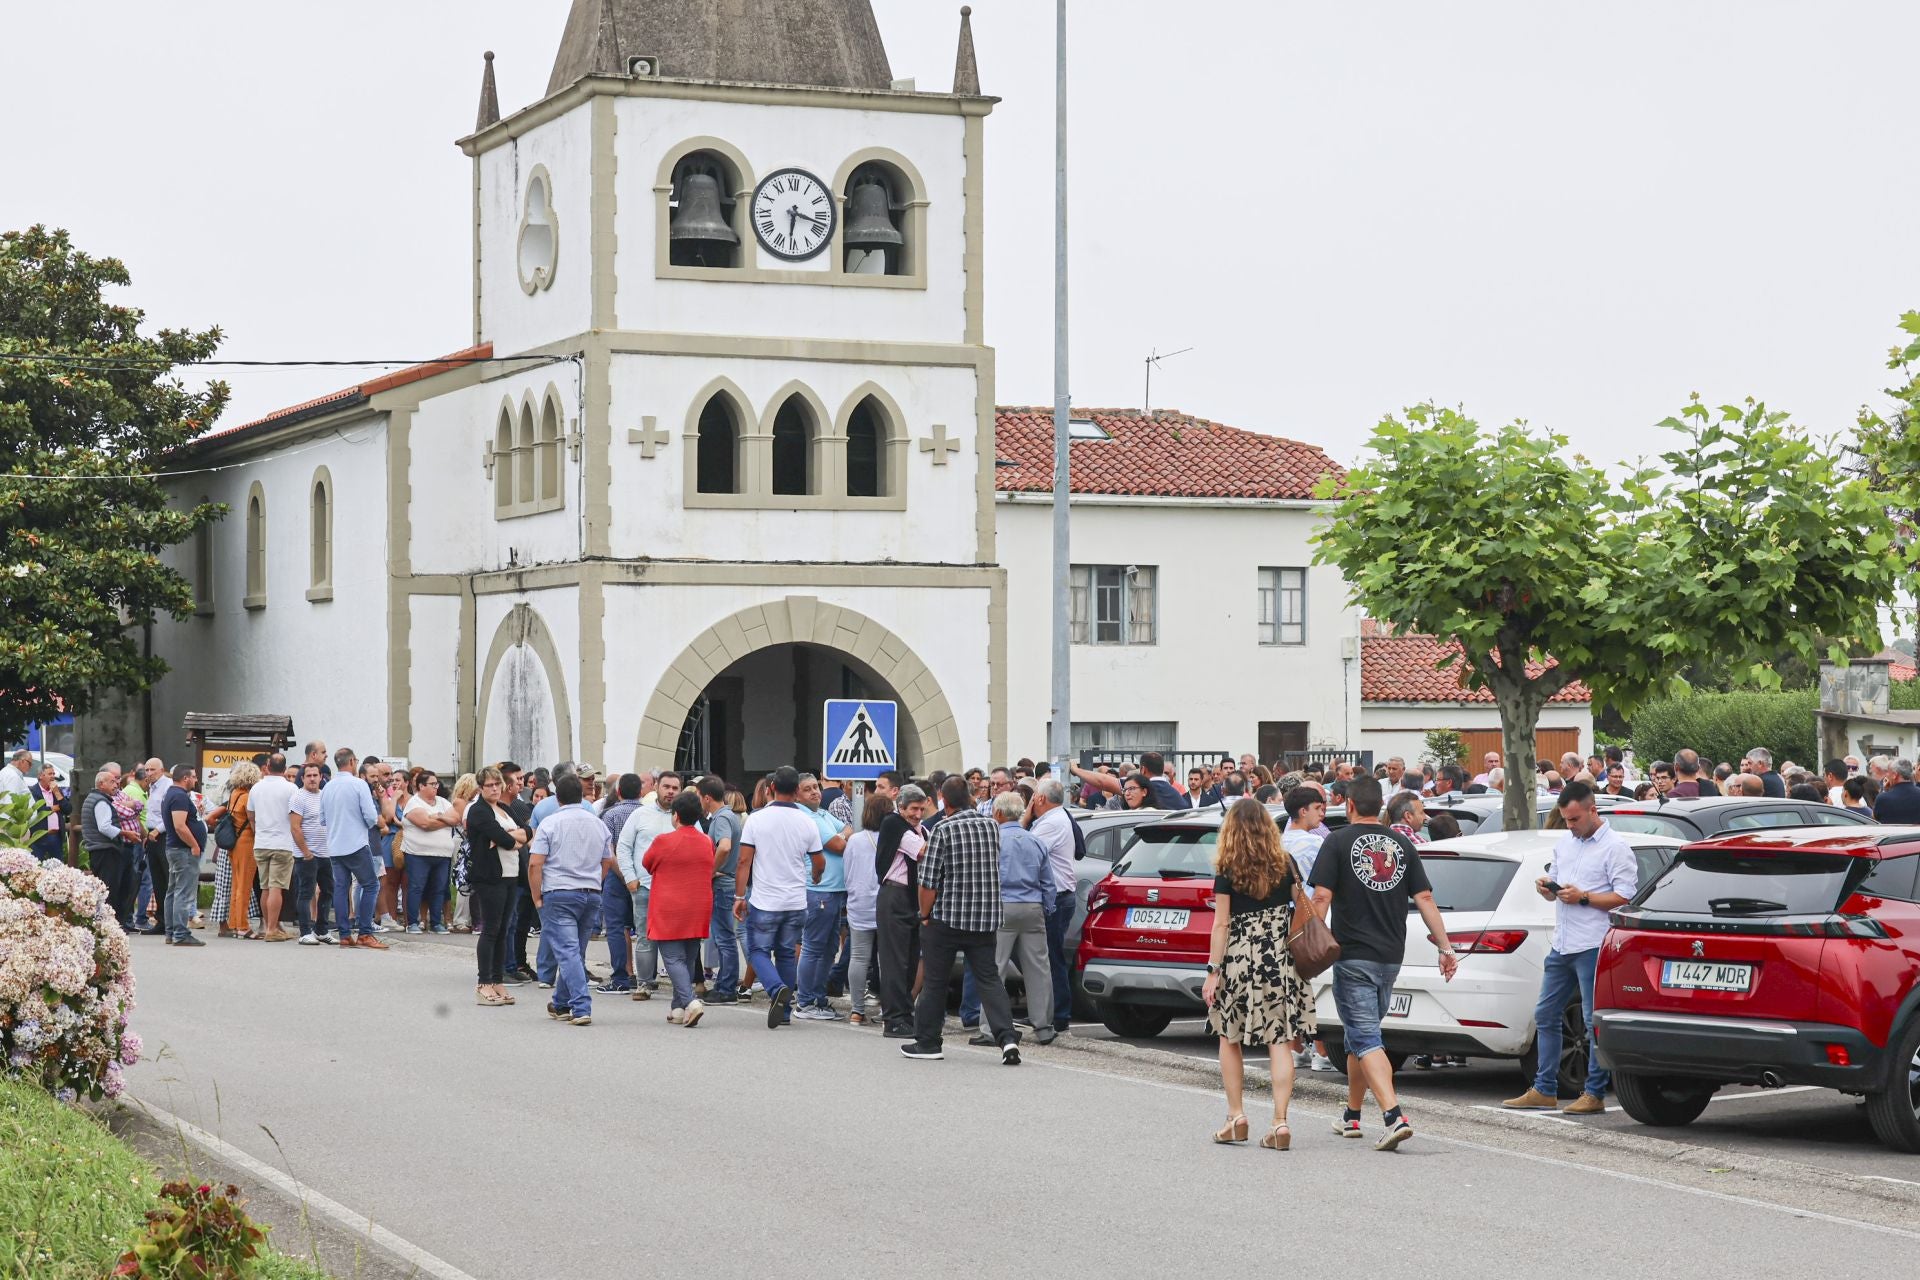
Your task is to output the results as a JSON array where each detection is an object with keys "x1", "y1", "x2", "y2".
[
  {"x1": 1705, "y1": 1085, "x2": 1822, "y2": 1104},
  {"x1": 1004, "y1": 1051, "x2": 1920, "y2": 1242},
  {"x1": 131, "y1": 1094, "x2": 482, "y2": 1280},
  {"x1": 1864, "y1": 1175, "x2": 1920, "y2": 1188}
]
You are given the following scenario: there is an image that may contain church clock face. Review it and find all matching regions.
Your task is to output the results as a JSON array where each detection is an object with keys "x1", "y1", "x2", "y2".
[{"x1": 751, "y1": 168, "x2": 835, "y2": 260}]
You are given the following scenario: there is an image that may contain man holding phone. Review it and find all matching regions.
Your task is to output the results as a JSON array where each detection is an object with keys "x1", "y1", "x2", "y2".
[{"x1": 1504, "y1": 780, "x2": 1638, "y2": 1115}]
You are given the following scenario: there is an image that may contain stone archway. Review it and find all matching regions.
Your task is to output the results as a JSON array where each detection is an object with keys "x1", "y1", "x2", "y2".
[
  {"x1": 476, "y1": 602, "x2": 575, "y2": 769},
  {"x1": 635, "y1": 596, "x2": 962, "y2": 774}
]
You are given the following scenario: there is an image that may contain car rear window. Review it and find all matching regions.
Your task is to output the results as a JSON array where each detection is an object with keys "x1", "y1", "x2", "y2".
[
  {"x1": 1416, "y1": 856, "x2": 1517, "y2": 912},
  {"x1": 1607, "y1": 813, "x2": 1695, "y2": 840},
  {"x1": 1635, "y1": 850, "x2": 1866, "y2": 917},
  {"x1": 1112, "y1": 827, "x2": 1221, "y2": 879}
]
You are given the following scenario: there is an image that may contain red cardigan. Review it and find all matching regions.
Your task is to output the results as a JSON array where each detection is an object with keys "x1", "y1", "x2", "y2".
[{"x1": 642, "y1": 825, "x2": 715, "y2": 940}]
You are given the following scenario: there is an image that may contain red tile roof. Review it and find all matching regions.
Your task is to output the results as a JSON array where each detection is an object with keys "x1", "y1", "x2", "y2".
[
  {"x1": 993, "y1": 407, "x2": 1341, "y2": 500},
  {"x1": 189, "y1": 345, "x2": 493, "y2": 448},
  {"x1": 1362, "y1": 632, "x2": 1592, "y2": 704}
]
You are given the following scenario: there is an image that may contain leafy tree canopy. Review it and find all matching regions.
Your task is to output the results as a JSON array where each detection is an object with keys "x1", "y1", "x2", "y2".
[
  {"x1": 1315, "y1": 399, "x2": 1898, "y2": 829},
  {"x1": 0, "y1": 226, "x2": 225, "y2": 745}
]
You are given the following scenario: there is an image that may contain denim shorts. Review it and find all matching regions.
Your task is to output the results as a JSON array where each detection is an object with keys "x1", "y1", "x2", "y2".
[{"x1": 1331, "y1": 959, "x2": 1400, "y2": 1059}]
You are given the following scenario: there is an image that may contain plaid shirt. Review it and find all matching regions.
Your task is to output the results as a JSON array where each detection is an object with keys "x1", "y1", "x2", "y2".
[{"x1": 920, "y1": 807, "x2": 1003, "y2": 933}]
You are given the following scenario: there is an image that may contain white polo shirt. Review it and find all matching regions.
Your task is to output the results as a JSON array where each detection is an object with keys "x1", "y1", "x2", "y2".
[{"x1": 1548, "y1": 820, "x2": 1640, "y2": 954}]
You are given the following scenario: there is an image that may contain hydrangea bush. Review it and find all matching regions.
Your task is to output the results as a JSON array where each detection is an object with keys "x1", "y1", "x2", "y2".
[{"x1": 0, "y1": 848, "x2": 140, "y2": 1100}]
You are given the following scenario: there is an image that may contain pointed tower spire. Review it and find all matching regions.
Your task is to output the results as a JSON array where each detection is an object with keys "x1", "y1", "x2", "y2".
[
  {"x1": 476, "y1": 51, "x2": 501, "y2": 130},
  {"x1": 952, "y1": 5, "x2": 980, "y2": 96},
  {"x1": 592, "y1": 0, "x2": 623, "y2": 75}
]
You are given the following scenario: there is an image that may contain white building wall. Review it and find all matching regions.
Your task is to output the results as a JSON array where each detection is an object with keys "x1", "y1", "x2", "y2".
[
  {"x1": 1360, "y1": 703, "x2": 1594, "y2": 769},
  {"x1": 407, "y1": 594, "x2": 462, "y2": 769},
  {"x1": 150, "y1": 421, "x2": 391, "y2": 758},
  {"x1": 612, "y1": 97, "x2": 969, "y2": 343},
  {"x1": 479, "y1": 110, "x2": 595, "y2": 356},
  {"x1": 997, "y1": 497, "x2": 1361, "y2": 761},
  {"x1": 605, "y1": 353, "x2": 982, "y2": 563}
]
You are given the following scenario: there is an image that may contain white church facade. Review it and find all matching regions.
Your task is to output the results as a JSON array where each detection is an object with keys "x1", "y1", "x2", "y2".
[{"x1": 122, "y1": 2, "x2": 1567, "y2": 781}]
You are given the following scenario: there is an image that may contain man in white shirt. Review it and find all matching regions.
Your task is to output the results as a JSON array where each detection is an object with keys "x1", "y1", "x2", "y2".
[
  {"x1": 0, "y1": 749, "x2": 33, "y2": 797},
  {"x1": 616, "y1": 771, "x2": 683, "y2": 996},
  {"x1": 734, "y1": 766, "x2": 823, "y2": 1029},
  {"x1": 1504, "y1": 781, "x2": 1638, "y2": 1116},
  {"x1": 1025, "y1": 779, "x2": 1078, "y2": 1035},
  {"x1": 247, "y1": 754, "x2": 300, "y2": 941}
]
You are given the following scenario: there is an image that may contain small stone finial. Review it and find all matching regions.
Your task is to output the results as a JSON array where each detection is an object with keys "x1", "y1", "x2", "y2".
[
  {"x1": 592, "y1": 0, "x2": 623, "y2": 75},
  {"x1": 476, "y1": 50, "x2": 501, "y2": 131},
  {"x1": 952, "y1": 5, "x2": 980, "y2": 95}
]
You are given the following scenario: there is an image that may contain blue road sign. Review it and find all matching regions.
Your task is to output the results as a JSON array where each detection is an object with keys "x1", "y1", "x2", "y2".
[{"x1": 823, "y1": 699, "x2": 897, "y2": 781}]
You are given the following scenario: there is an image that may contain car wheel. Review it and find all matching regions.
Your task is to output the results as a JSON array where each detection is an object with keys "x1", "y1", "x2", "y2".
[
  {"x1": 1317, "y1": 1037, "x2": 1401, "y2": 1074},
  {"x1": 1863, "y1": 1017, "x2": 1920, "y2": 1153},
  {"x1": 1097, "y1": 1002, "x2": 1174, "y2": 1039},
  {"x1": 1556, "y1": 997, "x2": 1590, "y2": 1099},
  {"x1": 1614, "y1": 1072, "x2": 1714, "y2": 1127}
]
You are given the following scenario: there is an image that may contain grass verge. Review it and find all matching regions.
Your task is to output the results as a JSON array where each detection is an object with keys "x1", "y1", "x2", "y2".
[{"x1": 0, "y1": 1076, "x2": 330, "y2": 1279}]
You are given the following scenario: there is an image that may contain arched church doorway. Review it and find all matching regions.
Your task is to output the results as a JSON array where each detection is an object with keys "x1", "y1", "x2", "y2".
[{"x1": 635, "y1": 596, "x2": 964, "y2": 779}]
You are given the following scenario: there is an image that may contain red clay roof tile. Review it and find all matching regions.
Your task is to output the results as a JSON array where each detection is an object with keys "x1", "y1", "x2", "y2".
[
  {"x1": 993, "y1": 407, "x2": 1341, "y2": 500},
  {"x1": 1362, "y1": 633, "x2": 1591, "y2": 705}
]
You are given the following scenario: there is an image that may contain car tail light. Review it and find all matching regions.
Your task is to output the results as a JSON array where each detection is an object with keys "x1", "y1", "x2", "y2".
[
  {"x1": 1458, "y1": 1019, "x2": 1508, "y2": 1028},
  {"x1": 1447, "y1": 929, "x2": 1529, "y2": 955},
  {"x1": 1085, "y1": 888, "x2": 1110, "y2": 915},
  {"x1": 1825, "y1": 1044, "x2": 1851, "y2": 1067}
]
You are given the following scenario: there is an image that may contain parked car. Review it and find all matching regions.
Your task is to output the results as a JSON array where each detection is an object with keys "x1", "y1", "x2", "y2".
[
  {"x1": 1424, "y1": 790, "x2": 1631, "y2": 835},
  {"x1": 1593, "y1": 825, "x2": 1920, "y2": 1151},
  {"x1": 1308, "y1": 830, "x2": 1683, "y2": 1092},
  {"x1": 1602, "y1": 796, "x2": 1873, "y2": 843}
]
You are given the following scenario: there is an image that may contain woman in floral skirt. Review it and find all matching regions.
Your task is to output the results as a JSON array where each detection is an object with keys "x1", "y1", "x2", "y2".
[{"x1": 1202, "y1": 797, "x2": 1316, "y2": 1150}]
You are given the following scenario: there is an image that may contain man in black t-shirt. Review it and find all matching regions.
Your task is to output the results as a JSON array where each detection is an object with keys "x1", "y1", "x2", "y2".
[{"x1": 1308, "y1": 775, "x2": 1457, "y2": 1151}]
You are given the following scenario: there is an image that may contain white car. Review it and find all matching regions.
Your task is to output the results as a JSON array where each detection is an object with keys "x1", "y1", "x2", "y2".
[{"x1": 1311, "y1": 830, "x2": 1683, "y2": 1093}]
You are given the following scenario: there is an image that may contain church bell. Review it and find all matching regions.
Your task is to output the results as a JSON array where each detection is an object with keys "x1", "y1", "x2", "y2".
[
  {"x1": 843, "y1": 178, "x2": 903, "y2": 250},
  {"x1": 670, "y1": 169, "x2": 739, "y2": 250}
]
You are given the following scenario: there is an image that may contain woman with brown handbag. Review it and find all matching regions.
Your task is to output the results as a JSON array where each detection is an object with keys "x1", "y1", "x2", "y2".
[{"x1": 1201, "y1": 797, "x2": 1319, "y2": 1150}]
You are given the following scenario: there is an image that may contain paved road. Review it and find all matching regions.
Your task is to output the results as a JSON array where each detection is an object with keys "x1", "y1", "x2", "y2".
[
  {"x1": 1080, "y1": 1017, "x2": 1920, "y2": 1185},
  {"x1": 123, "y1": 933, "x2": 1920, "y2": 1278}
]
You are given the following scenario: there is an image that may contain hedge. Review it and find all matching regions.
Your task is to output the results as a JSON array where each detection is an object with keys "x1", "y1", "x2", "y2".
[{"x1": 1630, "y1": 689, "x2": 1820, "y2": 769}]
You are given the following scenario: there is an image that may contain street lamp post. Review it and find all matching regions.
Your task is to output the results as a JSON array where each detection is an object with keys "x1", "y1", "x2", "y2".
[{"x1": 1048, "y1": 0, "x2": 1072, "y2": 780}]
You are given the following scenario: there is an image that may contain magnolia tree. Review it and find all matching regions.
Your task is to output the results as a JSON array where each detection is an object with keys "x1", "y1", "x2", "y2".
[{"x1": 1315, "y1": 399, "x2": 1900, "y2": 831}]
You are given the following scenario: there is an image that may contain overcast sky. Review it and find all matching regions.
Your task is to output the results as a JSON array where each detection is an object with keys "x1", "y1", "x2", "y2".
[{"x1": 6, "y1": 1, "x2": 1917, "y2": 466}]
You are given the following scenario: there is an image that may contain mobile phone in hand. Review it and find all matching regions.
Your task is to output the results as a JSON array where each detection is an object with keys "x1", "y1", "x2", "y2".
[{"x1": 1543, "y1": 880, "x2": 1563, "y2": 894}]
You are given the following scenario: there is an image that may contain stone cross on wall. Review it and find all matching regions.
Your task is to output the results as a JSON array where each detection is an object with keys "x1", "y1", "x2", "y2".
[
  {"x1": 628, "y1": 416, "x2": 670, "y2": 459},
  {"x1": 918, "y1": 423, "x2": 960, "y2": 465}
]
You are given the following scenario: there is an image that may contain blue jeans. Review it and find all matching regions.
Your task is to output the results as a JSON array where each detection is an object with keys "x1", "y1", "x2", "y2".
[
  {"x1": 1331, "y1": 959, "x2": 1400, "y2": 1060},
  {"x1": 330, "y1": 845, "x2": 379, "y2": 938},
  {"x1": 746, "y1": 905, "x2": 803, "y2": 1009},
  {"x1": 1044, "y1": 890, "x2": 1075, "y2": 1029},
  {"x1": 658, "y1": 938, "x2": 703, "y2": 1009},
  {"x1": 630, "y1": 886, "x2": 659, "y2": 985},
  {"x1": 1532, "y1": 947, "x2": 1609, "y2": 1098},
  {"x1": 709, "y1": 875, "x2": 739, "y2": 995},
  {"x1": 601, "y1": 870, "x2": 633, "y2": 984},
  {"x1": 164, "y1": 846, "x2": 200, "y2": 941},
  {"x1": 540, "y1": 888, "x2": 598, "y2": 1018},
  {"x1": 405, "y1": 855, "x2": 451, "y2": 928},
  {"x1": 799, "y1": 890, "x2": 846, "y2": 1008}
]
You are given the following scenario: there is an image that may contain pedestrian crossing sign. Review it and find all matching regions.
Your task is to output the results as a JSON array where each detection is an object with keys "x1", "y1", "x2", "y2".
[{"x1": 823, "y1": 699, "x2": 897, "y2": 781}]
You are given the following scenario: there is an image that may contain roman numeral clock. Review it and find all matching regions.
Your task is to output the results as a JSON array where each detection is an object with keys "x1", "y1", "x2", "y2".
[{"x1": 751, "y1": 167, "x2": 836, "y2": 260}]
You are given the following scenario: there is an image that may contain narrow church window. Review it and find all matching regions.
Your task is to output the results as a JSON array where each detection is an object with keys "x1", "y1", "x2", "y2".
[
  {"x1": 494, "y1": 409, "x2": 514, "y2": 512},
  {"x1": 244, "y1": 482, "x2": 267, "y2": 609},
  {"x1": 696, "y1": 395, "x2": 740, "y2": 494},
  {"x1": 516, "y1": 405, "x2": 536, "y2": 506},
  {"x1": 843, "y1": 163, "x2": 908, "y2": 276},
  {"x1": 669, "y1": 153, "x2": 741, "y2": 269},
  {"x1": 538, "y1": 396, "x2": 562, "y2": 504},
  {"x1": 846, "y1": 397, "x2": 887, "y2": 497},
  {"x1": 771, "y1": 396, "x2": 814, "y2": 496},
  {"x1": 309, "y1": 467, "x2": 333, "y2": 595}
]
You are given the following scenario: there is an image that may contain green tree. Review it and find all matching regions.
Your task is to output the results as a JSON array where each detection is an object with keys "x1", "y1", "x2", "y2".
[
  {"x1": 1315, "y1": 400, "x2": 1898, "y2": 831},
  {"x1": 0, "y1": 226, "x2": 225, "y2": 744},
  {"x1": 1422, "y1": 728, "x2": 1466, "y2": 770}
]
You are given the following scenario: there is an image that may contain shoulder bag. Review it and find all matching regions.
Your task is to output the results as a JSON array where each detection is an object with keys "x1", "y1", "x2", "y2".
[{"x1": 1284, "y1": 853, "x2": 1340, "y2": 980}]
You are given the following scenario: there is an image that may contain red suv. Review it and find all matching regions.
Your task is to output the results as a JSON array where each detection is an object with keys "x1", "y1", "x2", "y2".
[{"x1": 1593, "y1": 826, "x2": 1920, "y2": 1152}]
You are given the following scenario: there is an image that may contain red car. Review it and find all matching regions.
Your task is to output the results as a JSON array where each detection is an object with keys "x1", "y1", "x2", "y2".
[{"x1": 1592, "y1": 826, "x2": 1920, "y2": 1152}]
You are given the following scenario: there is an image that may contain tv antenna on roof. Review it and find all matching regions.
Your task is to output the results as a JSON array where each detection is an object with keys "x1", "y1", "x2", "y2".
[{"x1": 1143, "y1": 346, "x2": 1193, "y2": 414}]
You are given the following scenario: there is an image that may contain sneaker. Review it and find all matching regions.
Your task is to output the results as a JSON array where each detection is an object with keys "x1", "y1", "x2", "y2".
[
  {"x1": 406, "y1": 924, "x2": 423, "y2": 935},
  {"x1": 1412, "y1": 1055, "x2": 1435, "y2": 1070},
  {"x1": 793, "y1": 1007, "x2": 833, "y2": 1021},
  {"x1": 1333, "y1": 1113, "x2": 1363, "y2": 1139},
  {"x1": 537, "y1": 981, "x2": 555, "y2": 990},
  {"x1": 317, "y1": 933, "x2": 338, "y2": 945},
  {"x1": 358, "y1": 935, "x2": 390, "y2": 951},
  {"x1": 968, "y1": 1032, "x2": 996, "y2": 1047},
  {"x1": 684, "y1": 999, "x2": 705, "y2": 1028},
  {"x1": 1035, "y1": 1027, "x2": 1058, "y2": 1046},
  {"x1": 882, "y1": 1025, "x2": 914, "y2": 1039},
  {"x1": 508, "y1": 967, "x2": 535, "y2": 982},
  {"x1": 1293, "y1": 1048, "x2": 1313, "y2": 1069},
  {"x1": 1502, "y1": 1088, "x2": 1559, "y2": 1111},
  {"x1": 174, "y1": 934, "x2": 207, "y2": 948},
  {"x1": 569, "y1": 1014, "x2": 592, "y2": 1026},
  {"x1": 1001, "y1": 1043, "x2": 1022, "y2": 1067},
  {"x1": 767, "y1": 985, "x2": 792, "y2": 1030},
  {"x1": 297, "y1": 933, "x2": 319, "y2": 946},
  {"x1": 547, "y1": 1003, "x2": 569, "y2": 1020},
  {"x1": 1311, "y1": 1054, "x2": 1335, "y2": 1072},
  {"x1": 370, "y1": 922, "x2": 391, "y2": 934},
  {"x1": 378, "y1": 914, "x2": 401, "y2": 929},
  {"x1": 960, "y1": 1021, "x2": 980, "y2": 1032},
  {"x1": 899, "y1": 1042, "x2": 944, "y2": 1060},
  {"x1": 502, "y1": 972, "x2": 531, "y2": 986},
  {"x1": 594, "y1": 979, "x2": 634, "y2": 994},
  {"x1": 629, "y1": 987, "x2": 652, "y2": 1001},
  {"x1": 1561, "y1": 1093, "x2": 1606, "y2": 1115},
  {"x1": 702, "y1": 991, "x2": 739, "y2": 1004},
  {"x1": 431, "y1": 925, "x2": 451, "y2": 935},
  {"x1": 1376, "y1": 1114, "x2": 1414, "y2": 1152},
  {"x1": 669, "y1": 1008, "x2": 687, "y2": 1025}
]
